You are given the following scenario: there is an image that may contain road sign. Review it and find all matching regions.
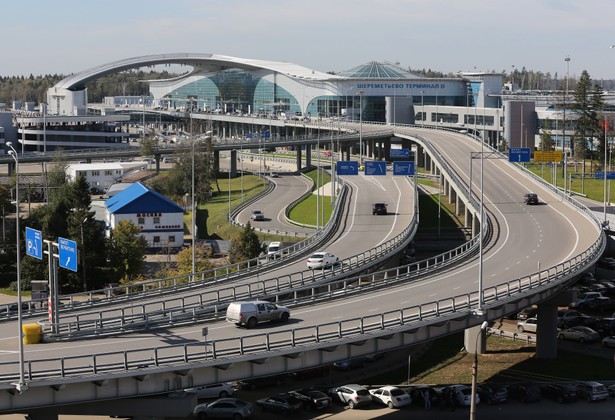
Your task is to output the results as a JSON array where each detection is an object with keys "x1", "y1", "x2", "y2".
[
  {"x1": 336, "y1": 161, "x2": 359, "y2": 175},
  {"x1": 58, "y1": 237, "x2": 78, "y2": 272},
  {"x1": 534, "y1": 150, "x2": 563, "y2": 163},
  {"x1": 393, "y1": 161, "x2": 415, "y2": 176},
  {"x1": 364, "y1": 161, "x2": 387, "y2": 175},
  {"x1": 595, "y1": 171, "x2": 615, "y2": 180},
  {"x1": 508, "y1": 147, "x2": 531, "y2": 163},
  {"x1": 390, "y1": 148, "x2": 411, "y2": 159},
  {"x1": 25, "y1": 227, "x2": 43, "y2": 260}
]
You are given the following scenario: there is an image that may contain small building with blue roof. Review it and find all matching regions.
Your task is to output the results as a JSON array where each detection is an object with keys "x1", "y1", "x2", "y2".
[{"x1": 105, "y1": 182, "x2": 185, "y2": 248}]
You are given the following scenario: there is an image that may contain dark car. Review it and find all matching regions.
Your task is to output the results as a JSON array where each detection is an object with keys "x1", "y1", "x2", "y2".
[
  {"x1": 524, "y1": 193, "x2": 539, "y2": 205},
  {"x1": 598, "y1": 281, "x2": 615, "y2": 296},
  {"x1": 372, "y1": 202, "x2": 388, "y2": 215},
  {"x1": 517, "y1": 306, "x2": 538, "y2": 321},
  {"x1": 332, "y1": 357, "x2": 368, "y2": 371},
  {"x1": 595, "y1": 317, "x2": 615, "y2": 336},
  {"x1": 597, "y1": 257, "x2": 615, "y2": 270},
  {"x1": 236, "y1": 375, "x2": 285, "y2": 390},
  {"x1": 540, "y1": 383, "x2": 578, "y2": 403},
  {"x1": 256, "y1": 393, "x2": 303, "y2": 414},
  {"x1": 579, "y1": 296, "x2": 615, "y2": 312},
  {"x1": 288, "y1": 388, "x2": 333, "y2": 411},
  {"x1": 476, "y1": 383, "x2": 509, "y2": 405},
  {"x1": 507, "y1": 383, "x2": 542, "y2": 403},
  {"x1": 408, "y1": 385, "x2": 441, "y2": 407}
]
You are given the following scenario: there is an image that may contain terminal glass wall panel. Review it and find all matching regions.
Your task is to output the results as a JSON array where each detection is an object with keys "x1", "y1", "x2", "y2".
[{"x1": 432, "y1": 112, "x2": 459, "y2": 124}]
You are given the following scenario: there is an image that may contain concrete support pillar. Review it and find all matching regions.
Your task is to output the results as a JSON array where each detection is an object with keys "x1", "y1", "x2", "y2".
[
  {"x1": 213, "y1": 150, "x2": 220, "y2": 173},
  {"x1": 383, "y1": 138, "x2": 391, "y2": 161},
  {"x1": 296, "y1": 147, "x2": 303, "y2": 172},
  {"x1": 535, "y1": 302, "x2": 559, "y2": 359},
  {"x1": 229, "y1": 150, "x2": 237, "y2": 177},
  {"x1": 305, "y1": 144, "x2": 311, "y2": 168}
]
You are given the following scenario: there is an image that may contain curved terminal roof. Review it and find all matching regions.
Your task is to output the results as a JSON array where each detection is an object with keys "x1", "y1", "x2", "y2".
[
  {"x1": 54, "y1": 53, "x2": 341, "y2": 91},
  {"x1": 337, "y1": 61, "x2": 422, "y2": 79}
]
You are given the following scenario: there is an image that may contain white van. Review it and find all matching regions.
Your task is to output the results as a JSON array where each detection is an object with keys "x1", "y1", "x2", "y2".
[
  {"x1": 226, "y1": 300, "x2": 290, "y2": 328},
  {"x1": 267, "y1": 242, "x2": 282, "y2": 259}
]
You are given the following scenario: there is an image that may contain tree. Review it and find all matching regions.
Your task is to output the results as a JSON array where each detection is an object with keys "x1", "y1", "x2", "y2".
[
  {"x1": 175, "y1": 244, "x2": 214, "y2": 276},
  {"x1": 539, "y1": 120, "x2": 555, "y2": 151},
  {"x1": 227, "y1": 222, "x2": 263, "y2": 264},
  {"x1": 572, "y1": 70, "x2": 604, "y2": 160},
  {"x1": 106, "y1": 220, "x2": 147, "y2": 282}
]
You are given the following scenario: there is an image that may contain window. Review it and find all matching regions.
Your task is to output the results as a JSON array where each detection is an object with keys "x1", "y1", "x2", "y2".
[
  {"x1": 105, "y1": 170, "x2": 112, "y2": 176},
  {"x1": 153, "y1": 217, "x2": 160, "y2": 224},
  {"x1": 153, "y1": 236, "x2": 160, "y2": 243},
  {"x1": 168, "y1": 236, "x2": 175, "y2": 243},
  {"x1": 137, "y1": 217, "x2": 145, "y2": 225},
  {"x1": 91, "y1": 171, "x2": 99, "y2": 176}
]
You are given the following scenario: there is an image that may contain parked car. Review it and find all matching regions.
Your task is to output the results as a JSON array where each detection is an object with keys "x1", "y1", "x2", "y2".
[
  {"x1": 328, "y1": 384, "x2": 372, "y2": 409},
  {"x1": 193, "y1": 398, "x2": 253, "y2": 419},
  {"x1": 369, "y1": 385, "x2": 411, "y2": 408},
  {"x1": 444, "y1": 384, "x2": 479, "y2": 406},
  {"x1": 524, "y1": 192, "x2": 539, "y2": 204},
  {"x1": 306, "y1": 251, "x2": 339, "y2": 269},
  {"x1": 569, "y1": 291, "x2": 606, "y2": 309},
  {"x1": 250, "y1": 210, "x2": 264, "y2": 221},
  {"x1": 577, "y1": 272, "x2": 598, "y2": 286},
  {"x1": 608, "y1": 384, "x2": 615, "y2": 397},
  {"x1": 184, "y1": 382, "x2": 234, "y2": 399},
  {"x1": 576, "y1": 296, "x2": 615, "y2": 312},
  {"x1": 507, "y1": 382, "x2": 542, "y2": 403},
  {"x1": 226, "y1": 300, "x2": 290, "y2": 328},
  {"x1": 517, "y1": 317, "x2": 538, "y2": 333},
  {"x1": 559, "y1": 314, "x2": 598, "y2": 330},
  {"x1": 556, "y1": 309, "x2": 584, "y2": 329},
  {"x1": 557, "y1": 326, "x2": 601, "y2": 343},
  {"x1": 288, "y1": 388, "x2": 332, "y2": 411},
  {"x1": 597, "y1": 257, "x2": 615, "y2": 270},
  {"x1": 372, "y1": 202, "x2": 388, "y2": 215},
  {"x1": 575, "y1": 381, "x2": 609, "y2": 401},
  {"x1": 599, "y1": 280, "x2": 615, "y2": 296},
  {"x1": 601, "y1": 335, "x2": 615, "y2": 348},
  {"x1": 256, "y1": 393, "x2": 303, "y2": 414},
  {"x1": 517, "y1": 306, "x2": 538, "y2": 321},
  {"x1": 332, "y1": 357, "x2": 368, "y2": 371},
  {"x1": 408, "y1": 385, "x2": 441, "y2": 407},
  {"x1": 476, "y1": 383, "x2": 508, "y2": 405},
  {"x1": 236, "y1": 375, "x2": 285, "y2": 390},
  {"x1": 595, "y1": 317, "x2": 615, "y2": 336},
  {"x1": 540, "y1": 383, "x2": 578, "y2": 403}
]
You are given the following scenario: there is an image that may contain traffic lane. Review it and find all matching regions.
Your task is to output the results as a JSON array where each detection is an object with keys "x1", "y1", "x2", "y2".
[{"x1": 236, "y1": 173, "x2": 313, "y2": 233}]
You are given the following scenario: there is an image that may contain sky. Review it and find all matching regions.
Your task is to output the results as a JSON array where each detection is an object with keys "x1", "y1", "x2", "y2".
[{"x1": 4, "y1": 0, "x2": 615, "y2": 81}]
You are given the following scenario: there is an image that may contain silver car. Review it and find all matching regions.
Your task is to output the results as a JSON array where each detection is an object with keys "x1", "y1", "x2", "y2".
[
  {"x1": 193, "y1": 397, "x2": 253, "y2": 419},
  {"x1": 517, "y1": 317, "x2": 538, "y2": 333},
  {"x1": 557, "y1": 326, "x2": 600, "y2": 343}
]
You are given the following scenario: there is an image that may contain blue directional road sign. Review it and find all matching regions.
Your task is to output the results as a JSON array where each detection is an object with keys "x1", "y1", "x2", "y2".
[
  {"x1": 25, "y1": 227, "x2": 43, "y2": 260},
  {"x1": 336, "y1": 161, "x2": 359, "y2": 175},
  {"x1": 58, "y1": 237, "x2": 78, "y2": 272},
  {"x1": 595, "y1": 171, "x2": 615, "y2": 180},
  {"x1": 508, "y1": 147, "x2": 531, "y2": 162},
  {"x1": 364, "y1": 161, "x2": 387, "y2": 175},
  {"x1": 393, "y1": 161, "x2": 415, "y2": 176},
  {"x1": 390, "y1": 148, "x2": 411, "y2": 159}
]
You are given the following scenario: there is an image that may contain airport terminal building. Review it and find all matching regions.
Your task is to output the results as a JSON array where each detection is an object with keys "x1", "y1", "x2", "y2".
[{"x1": 0, "y1": 53, "x2": 583, "y2": 153}]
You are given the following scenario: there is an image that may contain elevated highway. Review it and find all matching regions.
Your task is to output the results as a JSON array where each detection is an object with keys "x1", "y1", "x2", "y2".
[{"x1": 0, "y1": 125, "x2": 605, "y2": 416}]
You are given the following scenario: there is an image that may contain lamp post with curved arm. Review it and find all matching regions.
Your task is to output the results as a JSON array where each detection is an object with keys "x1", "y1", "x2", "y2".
[
  {"x1": 6, "y1": 141, "x2": 27, "y2": 393},
  {"x1": 469, "y1": 321, "x2": 489, "y2": 420}
]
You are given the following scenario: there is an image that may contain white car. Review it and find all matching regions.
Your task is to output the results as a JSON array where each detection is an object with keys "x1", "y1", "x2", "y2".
[
  {"x1": 250, "y1": 210, "x2": 264, "y2": 221},
  {"x1": 447, "y1": 384, "x2": 480, "y2": 406},
  {"x1": 516, "y1": 317, "x2": 538, "y2": 333},
  {"x1": 307, "y1": 252, "x2": 339, "y2": 269},
  {"x1": 602, "y1": 335, "x2": 615, "y2": 348},
  {"x1": 369, "y1": 386, "x2": 411, "y2": 408},
  {"x1": 184, "y1": 382, "x2": 234, "y2": 399}
]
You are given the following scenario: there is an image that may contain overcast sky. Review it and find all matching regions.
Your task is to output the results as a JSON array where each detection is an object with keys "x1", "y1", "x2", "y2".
[{"x1": 4, "y1": 0, "x2": 615, "y2": 81}]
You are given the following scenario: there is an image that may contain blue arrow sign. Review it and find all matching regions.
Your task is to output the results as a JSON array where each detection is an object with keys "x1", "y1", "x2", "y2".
[
  {"x1": 25, "y1": 227, "x2": 43, "y2": 260},
  {"x1": 595, "y1": 171, "x2": 615, "y2": 180},
  {"x1": 508, "y1": 147, "x2": 531, "y2": 163},
  {"x1": 390, "y1": 148, "x2": 411, "y2": 159},
  {"x1": 364, "y1": 161, "x2": 387, "y2": 175},
  {"x1": 58, "y1": 237, "x2": 78, "y2": 272},
  {"x1": 393, "y1": 161, "x2": 415, "y2": 176},
  {"x1": 336, "y1": 161, "x2": 359, "y2": 175}
]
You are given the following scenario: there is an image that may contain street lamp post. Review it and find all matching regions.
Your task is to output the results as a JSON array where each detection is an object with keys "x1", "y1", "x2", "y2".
[
  {"x1": 421, "y1": 90, "x2": 424, "y2": 128},
  {"x1": 358, "y1": 91, "x2": 364, "y2": 164},
  {"x1": 6, "y1": 142, "x2": 27, "y2": 393},
  {"x1": 604, "y1": 114, "x2": 609, "y2": 226},
  {"x1": 190, "y1": 114, "x2": 196, "y2": 281},
  {"x1": 469, "y1": 321, "x2": 489, "y2": 420},
  {"x1": 81, "y1": 217, "x2": 87, "y2": 292}
]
